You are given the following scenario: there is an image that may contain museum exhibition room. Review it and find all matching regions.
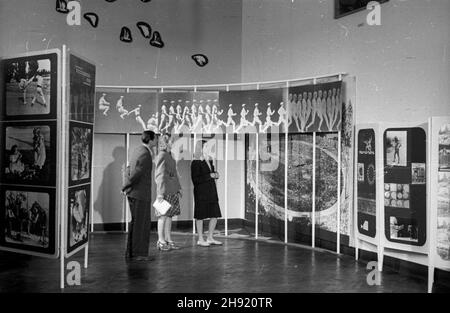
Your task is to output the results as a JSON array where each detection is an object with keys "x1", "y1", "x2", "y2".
[{"x1": 0, "y1": 0, "x2": 449, "y2": 298}]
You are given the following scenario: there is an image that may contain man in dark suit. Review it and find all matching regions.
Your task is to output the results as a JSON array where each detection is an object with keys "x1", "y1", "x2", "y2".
[{"x1": 122, "y1": 130, "x2": 157, "y2": 261}]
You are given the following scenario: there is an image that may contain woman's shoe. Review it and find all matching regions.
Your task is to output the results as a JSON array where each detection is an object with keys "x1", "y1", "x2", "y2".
[
  {"x1": 157, "y1": 241, "x2": 170, "y2": 251},
  {"x1": 167, "y1": 241, "x2": 180, "y2": 250},
  {"x1": 197, "y1": 240, "x2": 210, "y2": 247},
  {"x1": 206, "y1": 239, "x2": 223, "y2": 245}
]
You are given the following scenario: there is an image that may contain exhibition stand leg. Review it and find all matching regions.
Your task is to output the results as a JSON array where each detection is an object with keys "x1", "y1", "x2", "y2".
[{"x1": 225, "y1": 133, "x2": 229, "y2": 236}]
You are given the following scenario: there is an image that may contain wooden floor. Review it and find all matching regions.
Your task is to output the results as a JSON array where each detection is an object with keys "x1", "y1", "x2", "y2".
[{"x1": 0, "y1": 232, "x2": 428, "y2": 293}]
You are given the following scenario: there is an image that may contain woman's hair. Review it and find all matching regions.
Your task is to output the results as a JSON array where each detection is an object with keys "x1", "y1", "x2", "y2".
[
  {"x1": 158, "y1": 133, "x2": 171, "y2": 151},
  {"x1": 11, "y1": 145, "x2": 18, "y2": 153}
]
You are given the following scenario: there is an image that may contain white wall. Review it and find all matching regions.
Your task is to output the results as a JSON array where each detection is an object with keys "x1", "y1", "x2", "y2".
[
  {"x1": 241, "y1": 0, "x2": 450, "y2": 124},
  {"x1": 0, "y1": 0, "x2": 242, "y2": 86}
]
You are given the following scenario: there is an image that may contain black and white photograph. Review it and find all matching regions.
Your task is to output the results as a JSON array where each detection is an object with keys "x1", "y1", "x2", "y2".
[
  {"x1": 411, "y1": 163, "x2": 426, "y2": 185},
  {"x1": 1, "y1": 121, "x2": 57, "y2": 186},
  {"x1": 69, "y1": 122, "x2": 93, "y2": 186},
  {"x1": 389, "y1": 216, "x2": 418, "y2": 243},
  {"x1": 67, "y1": 185, "x2": 90, "y2": 254},
  {"x1": 69, "y1": 54, "x2": 96, "y2": 123},
  {"x1": 288, "y1": 81, "x2": 342, "y2": 133},
  {"x1": 1, "y1": 53, "x2": 58, "y2": 120},
  {"x1": 1, "y1": 0, "x2": 450, "y2": 297},
  {"x1": 385, "y1": 130, "x2": 407, "y2": 167},
  {"x1": 219, "y1": 89, "x2": 284, "y2": 134},
  {"x1": 0, "y1": 186, "x2": 56, "y2": 255},
  {"x1": 439, "y1": 124, "x2": 450, "y2": 171}
]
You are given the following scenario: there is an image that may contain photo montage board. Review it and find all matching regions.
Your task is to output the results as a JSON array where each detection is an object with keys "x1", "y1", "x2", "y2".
[
  {"x1": 0, "y1": 49, "x2": 61, "y2": 258},
  {"x1": 384, "y1": 128, "x2": 427, "y2": 247},
  {"x1": 95, "y1": 90, "x2": 158, "y2": 134},
  {"x1": 66, "y1": 53, "x2": 95, "y2": 257},
  {"x1": 357, "y1": 129, "x2": 377, "y2": 238},
  {"x1": 288, "y1": 81, "x2": 342, "y2": 133},
  {"x1": 219, "y1": 89, "x2": 284, "y2": 134}
]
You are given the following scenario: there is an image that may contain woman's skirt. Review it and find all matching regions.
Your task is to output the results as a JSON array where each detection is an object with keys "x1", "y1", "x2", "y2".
[{"x1": 194, "y1": 201, "x2": 222, "y2": 220}]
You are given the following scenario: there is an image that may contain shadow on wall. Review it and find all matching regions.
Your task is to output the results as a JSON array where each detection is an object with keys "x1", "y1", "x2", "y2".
[{"x1": 93, "y1": 146, "x2": 127, "y2": 229}]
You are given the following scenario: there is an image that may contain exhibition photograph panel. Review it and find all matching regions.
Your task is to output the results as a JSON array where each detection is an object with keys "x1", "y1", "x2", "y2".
[
  {"x1": 1, "y1": 52, "x2": 58, "y2": 121},
  {"x1": 67, "y1": 184, "x2": 90, "y2": 254},
  {"x1": 384, "y1": 128, "x2": 427, "y2": 246},
  {"x1": 357, "y1": 129, "x2": 377, "y2": 238},
  {"x1": 288, "y1": 81, "x2": 342, "y2": 133},
  {"x1": 1, "y1": 121, "x2": 57, "y2": 187},
  {"x1": 69, "y1": 122, "x2": 93, "y2": 187},
  {"x1": 437, "y1": 123, "x2": 450, "y2": 261},
  {"x1": 0, "y1": 185, "x2": 57, "y2": 256},
  {"x1": 69, "y1": 54, "x2": 96, "y2": 123},
  {"x1": 95, "y1": 90, "x2": 158, "y2": 134}
]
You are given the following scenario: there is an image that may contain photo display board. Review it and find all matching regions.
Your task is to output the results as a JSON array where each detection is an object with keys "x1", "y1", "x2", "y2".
[
  {"x1": 357, "y1": 129, "x2": 377, "y2": 238},
  {"x1": 384, "y1": 127, "x2": 427, "y2": 246},
  {"x1": 0, "y1": 50, "x2": 61, "y2": 258},
  {"x1": 66, "y1": 53, "x2": 95, "y2": 257}
]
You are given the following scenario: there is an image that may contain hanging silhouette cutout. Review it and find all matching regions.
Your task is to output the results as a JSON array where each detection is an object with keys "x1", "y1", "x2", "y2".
[
  {"x1": 56, "y1": 0, "x2": 69, "y2": 14},
  {"x1": 192, "y1": 54, "x2": 208, "y2": 67},
  {"x1": 120, "y1": 27, "x2": 133, "y2": 43},
  {"x1": 84, "y1": 13, "x2": 99, "y2": 28},
  {"x1": 150, "y1": 31, "x2": 164, "y2": 48},
  {"x1": 136, "y1": 22, "x2": 152, "y2": 38}
]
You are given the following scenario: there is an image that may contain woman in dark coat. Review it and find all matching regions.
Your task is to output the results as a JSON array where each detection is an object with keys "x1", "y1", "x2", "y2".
[{"x1": 191, "y1": 140, "x2": 222, "y2": 247}]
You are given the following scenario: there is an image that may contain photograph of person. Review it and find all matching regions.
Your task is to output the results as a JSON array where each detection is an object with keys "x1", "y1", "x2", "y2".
[
  {"x1": 2, "y1": 123, "x2": 55, "y2": 186},
  {"x1": 385, "y1": 131, "x2": 407, "y2": 167},
  {"x1": 3, "y1": 190, "x2": 50, "y2": 249},
  {"x1": 3, "y1": 56, "x2": 54, "y2": 118},
  {"x1": 67, "y1": 186, "x2": 90, "y2": 252},
  {"x1": 69, "y1": 123, "x2": 93, "y2": 186}
]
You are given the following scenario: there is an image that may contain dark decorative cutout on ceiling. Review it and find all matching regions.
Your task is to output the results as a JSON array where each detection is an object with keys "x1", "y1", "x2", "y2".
[
  {"x1": 136, "y1": 22, "x2": 152, "y2": 39},
  {"x1": 84, "y1": 13, "x2": 99, "y2": 28},
  {"x1": 56, "y1": 0, "x2": 69, "y2": 14},
  {"x1": 120, "y1": 27, "x2": 133, "y2": 43},
  {"x1": 191, "y1": 54, "x2": 209, "y2": 67},
  {"x1": 150, "y1": 31, "x2": 164, "y2": 48}
]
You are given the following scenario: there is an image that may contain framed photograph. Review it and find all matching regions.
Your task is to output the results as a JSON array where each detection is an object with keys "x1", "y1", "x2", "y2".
[
  {"x1": 438, "y1": 123, "x2": 450, "y2": 171},
  {"x1": 69, "y1": 122, "x2": 93, "y2": 186},
  {"x1": 385, "y1": 130, "x2": 407, "y2": 167},
  {"x1": 1, "y1": 52, "x2": 58, "y2": 120},
  {"x1": 335, "y1": 0, "x2": 389, "y2": 19},
  {"x1": 67, "y1": 184, "x2": 90, "y2": 255},
  {"x1": 0, "y1": 185, "x2": 57, "y2": 257},
  {"x1": 69, "y1": 53, "x2": 96, "y2": 123},
  {"x1": 357, "y1": 163, "x2": 364, "y2": 182},
  {"x1": 389, "y1": 215, "x2": 418, "y2": 243},
  {"x1": 1, "y1": 121, "x2": 57, "y2": 186},
  {"x1": 411, "y1": 163, "x2": 426, "y2": 185}
]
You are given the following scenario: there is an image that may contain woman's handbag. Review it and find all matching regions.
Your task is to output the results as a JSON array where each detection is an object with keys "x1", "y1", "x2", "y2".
[{"x1": 153, "y1": 198, "x2": 172, "y2": 215}]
